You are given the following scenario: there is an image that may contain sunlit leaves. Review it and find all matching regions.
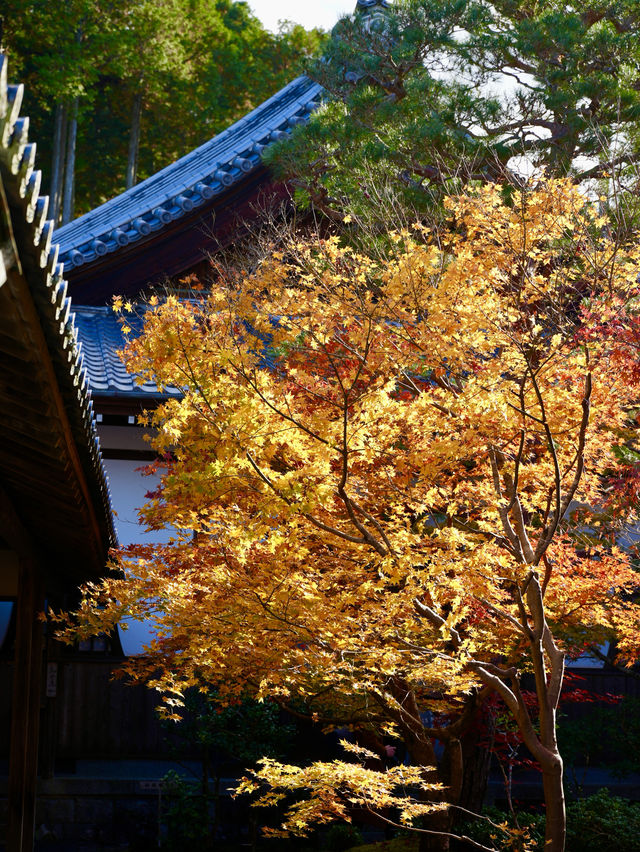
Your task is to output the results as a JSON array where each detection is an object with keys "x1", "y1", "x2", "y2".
[
  {"x1": 59, "y1": 179, "x2": 640, "y2": 841},
  {"x1": 63, "y1": 178, "x2": 640, "y2": 700}
]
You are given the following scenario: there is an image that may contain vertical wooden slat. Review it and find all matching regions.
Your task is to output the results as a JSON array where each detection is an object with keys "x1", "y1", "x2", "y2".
[{"x1": 7, "y1": 559, "x2": 44, "y2": 851}]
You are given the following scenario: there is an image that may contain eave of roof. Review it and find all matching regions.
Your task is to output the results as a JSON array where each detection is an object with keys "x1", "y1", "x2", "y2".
[
  {"x1": 61, "y1": 166, "x2": 287, "y2": 303},
  {"x1": 74, "y1": 305, "x2": 181, "y2": 399},
  {"x1": 55, "y1": 76, "x2": 323, "y2": 273},
  {"x1": 0, "y1": 53, "x2": 115, "y2": 576}
]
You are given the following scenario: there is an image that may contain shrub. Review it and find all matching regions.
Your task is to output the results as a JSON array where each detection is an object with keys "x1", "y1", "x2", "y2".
[
  {"x1": 459, "y1": 790, "x2": 640, "y2": 852},
  {"x1": 322, "y1": 823, "x2": 364, "y2": 851},
  {"x1": 558, "y1": 696, "x2": 640, "y2": 783},
  {"x1": 565, "y1": 789, "x2": 640, "y2": 852},
  {"x1": 456, "y1": 806, "x2": 545, "y2": 851}
]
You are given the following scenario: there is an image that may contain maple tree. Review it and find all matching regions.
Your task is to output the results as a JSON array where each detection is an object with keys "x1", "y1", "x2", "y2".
[{"x1": 61, "y1": 179, "x2": 640, "y2": 851}]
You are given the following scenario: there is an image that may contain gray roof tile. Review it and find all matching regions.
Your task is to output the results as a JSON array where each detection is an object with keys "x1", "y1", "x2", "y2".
[
  {"x1": 55, "y1": 76, "x2": 323, "y2": 271},
  {"x1": 74, "y1": 305, "x2": 181, "y2": 398}
]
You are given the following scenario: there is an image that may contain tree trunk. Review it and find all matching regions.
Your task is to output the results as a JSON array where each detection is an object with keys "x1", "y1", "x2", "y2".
[
  {"x1": 405, "y1": 734, "x2": 452, "y2": 852},
  {"x1": 542, "y1": 757, "x2": 565, "y2": 852},
  {"x1": 61, "y1": 97, "x2": 78, "y2": 225},
  {"x1": 457, "y1": 706, "x2": 494, "y2": 815},
  {"x1": 49, "y1": 103, "x2": 66, "y2": 225},
  {"x1": 527, "y1": 576, "x2": 567, "y2": 851},
  {"x1": 449, "y1": 711, "x2": 494, "y2": 852},
  {"x1": 126, "y1": 91, "x2": 143, "y2": 190}
]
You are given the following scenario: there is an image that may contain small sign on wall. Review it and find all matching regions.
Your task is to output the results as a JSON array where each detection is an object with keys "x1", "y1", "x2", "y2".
[
  {"x1": 139, "y1": 780, "x2": 167, "y2": 791},
  {"x1": 46, "y1": 662, "x2": 58, "y2": 697}
]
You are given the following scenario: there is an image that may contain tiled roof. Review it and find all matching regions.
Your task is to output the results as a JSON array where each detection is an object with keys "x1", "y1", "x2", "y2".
[
  {"x1": 0, "y1": 53, "x2": 115, "y2": 556},
  {"x1": 356, "y1": 0, "x2": 391, "y2": 9},
  {"x1": 55, "y1": 76, "x2": 323, "y2": 272},
  {"x1": 74, "y1": 305, "x2": 180, "y2": 398}
]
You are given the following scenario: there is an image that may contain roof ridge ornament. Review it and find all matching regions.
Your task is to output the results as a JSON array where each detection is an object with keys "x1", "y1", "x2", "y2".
[
  {"x1": 355, "y1": 0, "x2": 392, "y2": 31},
  {"x1": 337, "y1": 0, "x2": 393, "y2": 85},
  {"x1": 356, "y1": 0, "x2": 391, "y2": 11},
  {"x1": 333, "y1": 0, "x2": 391, "y2": 37}
]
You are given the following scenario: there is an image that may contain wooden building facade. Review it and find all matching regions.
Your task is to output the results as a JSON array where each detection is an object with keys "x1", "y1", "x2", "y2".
[{"x1": 0, "y1": 54, "x2": 114, "y2": 850}]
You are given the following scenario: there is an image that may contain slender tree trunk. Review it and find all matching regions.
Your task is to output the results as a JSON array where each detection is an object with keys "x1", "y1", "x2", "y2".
[
  {"x1": 61, "y1": 97, "x2": 78, "y2": 225},
  {"x1": 528, "y1": 577, "x2": 566, "y2": 852},
  {"x1": 474, "y1": 596, "x2": 568, "y2": 851},
  {"x1": 450, "y1": 710, "x2": 495, "y2": 852},
  {"x1": 456, "y1": 702, "x2": 494, "y2": 816},
  {"x1": 405, "y1": 734, "x2": 452, "y2": 852},
  {"x1": 537, "y1": 696, "x2": 566, "y2": 852},
  {"x1": 50, "y1": 103, "x2": 67, "y2": 225},
  {"x1": 542, "y1": 758, "x2": 565, "y2": 852},
  {"x1": 126, "y1": 91, "x2": 143, "y2": 189}
]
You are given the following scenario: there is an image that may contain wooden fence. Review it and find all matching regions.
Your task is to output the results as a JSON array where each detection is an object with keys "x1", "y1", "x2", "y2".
[
  {"x1": 0, "y1": 657, "x2": 192, "y2": 763},
  {"x1": 1, "y1": 658, "x2": 639, "y2": 765}
]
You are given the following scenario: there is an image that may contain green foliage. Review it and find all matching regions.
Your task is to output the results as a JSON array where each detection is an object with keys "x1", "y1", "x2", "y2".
[
  {"x1": 323, "y1": 823, "x2": 364, "y2": 851},
  {"x1": 161, "y1": 771, "x2": 212, "y2": 852},
  {"x1": 457, "y1": 806, "x2": 545, "y2": 851},
  {"x1": 566, "y1": 789, "x2": 640, "y2": 852},
  {"x1": 268, "y1": 0, "x2": 640, "y2": 223},
  {"x1": 558, "y1": 696, "x2": 640, "y2": 783},
  {"x1": 158, "y1": 693, "x2": 299, "y2": 848},
  {"x1": 459, "y1": 792, "x2": 640, "y2": 852},
  {"x1": 159, "y1": 696, "x2": 299, "y2": 850},
  {"x1": 347, "y1": 841, "x2": 417, "y2": 852},
  {"x1": 175, "y1": 689, "x2": 297, "y2": 768},
  {"x1": 2, "y1": 0, "x2": 326, "y2": 215}
]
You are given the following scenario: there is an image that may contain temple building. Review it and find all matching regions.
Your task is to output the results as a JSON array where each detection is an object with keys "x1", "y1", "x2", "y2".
[
  {"x1": 0, "y1": 1, "x2": 624, "y2": 847},
  {"x1": 0, "y1": 29, "x2": 325, "y2": 851}
]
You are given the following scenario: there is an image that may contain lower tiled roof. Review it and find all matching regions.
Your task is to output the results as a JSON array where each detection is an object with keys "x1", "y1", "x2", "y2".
[{"x1": 74, "y1": 305, "x2": 181, "y2": 398}]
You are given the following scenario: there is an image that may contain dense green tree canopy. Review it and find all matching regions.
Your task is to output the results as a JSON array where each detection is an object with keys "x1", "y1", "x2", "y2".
[
  {"x1": 2, "y1": 0, "x2": 325, "y2": 218},
  {"x1": 268, "y1": 0, "x2": 640, "y2": 221}
]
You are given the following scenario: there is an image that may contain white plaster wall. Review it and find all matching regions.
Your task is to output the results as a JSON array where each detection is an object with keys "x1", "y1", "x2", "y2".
[
  {"x1": 103, "y1": 458, "x2": 173, "y2": 548},
  {"x1": 103, "y1": 453, "x2": 173, "y2": 656}
]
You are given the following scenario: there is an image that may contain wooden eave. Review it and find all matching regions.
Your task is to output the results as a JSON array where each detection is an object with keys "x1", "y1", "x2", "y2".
[
  {"x1": 64, "y1": 167, "x2": 285, "y2": 303},
  {"x1": 0, "y1": 55, "x2": 114, "y2": 585}
]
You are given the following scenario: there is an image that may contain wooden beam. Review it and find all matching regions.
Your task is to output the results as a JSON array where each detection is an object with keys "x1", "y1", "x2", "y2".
[
  {"x1": 7, "y1": 557, "x2": 45, "y2": 852},
  {"x1": 4, "y1": 265, "x2": 106, "y2": 568},
  {"x1": 0, "y1": 480, "x2": 37, "y2": 560}
]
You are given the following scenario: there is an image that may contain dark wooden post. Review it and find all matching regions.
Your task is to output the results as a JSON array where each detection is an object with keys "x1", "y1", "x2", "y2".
[{"x1": 7, "y1": 558, "x2": 44, "y2": 852}]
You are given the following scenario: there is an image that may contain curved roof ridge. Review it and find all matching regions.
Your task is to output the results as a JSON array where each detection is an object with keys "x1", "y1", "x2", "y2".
[{"x1": 55, "y1": 75, "x2": 323, "y2": 272}]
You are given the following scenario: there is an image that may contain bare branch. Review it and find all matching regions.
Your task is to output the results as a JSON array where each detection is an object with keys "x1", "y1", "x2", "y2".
[{"x1": 413, "y1": 598, "x2": 461, "y2": 649}]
